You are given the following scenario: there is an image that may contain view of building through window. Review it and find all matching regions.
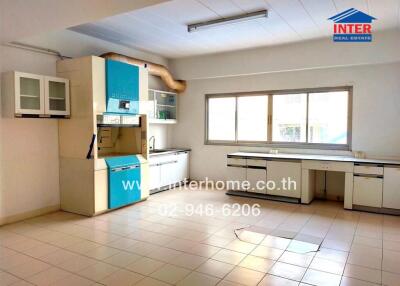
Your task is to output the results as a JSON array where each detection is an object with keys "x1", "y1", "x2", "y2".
[
  {"x1": 237, "y1": 95, "x2": 268, "y2": 141},
  {"x1": 206, "y1": 88, "x2": 350, "y2": 149},
  {"x1": 272, "y1": 93, "x2": 307, "y2": 142}
]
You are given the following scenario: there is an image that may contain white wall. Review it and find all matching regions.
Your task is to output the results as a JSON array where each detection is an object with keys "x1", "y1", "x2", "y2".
[
  {"x1": 170, "y1": 62, "x2": 400, "y2": 182},
  {"x1": 170, "y1": 29, "x2": 400, "y2": 80},
  {"x1": 0, "y1": 30, "x2": 170, "y2": 223},
  {"x1": 0, "y1": 45, "x2": 60, "y2": 221}
]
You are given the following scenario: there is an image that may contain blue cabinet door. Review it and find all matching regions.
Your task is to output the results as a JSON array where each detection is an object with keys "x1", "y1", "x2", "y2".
[
  {"x1": 108, "y1": 165, "x2": 141, "y2": 209},
  {"x1": 106, "y1": 59, "x2": 139, "y2": 114},
  {"x1": 105, "y1": 156, "x2": 142, "y2": 209}
]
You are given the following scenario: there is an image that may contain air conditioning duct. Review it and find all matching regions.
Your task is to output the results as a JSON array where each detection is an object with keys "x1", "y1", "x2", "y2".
[{"x1": 101, "y1": 52, "x2": 186, "y2": 93}]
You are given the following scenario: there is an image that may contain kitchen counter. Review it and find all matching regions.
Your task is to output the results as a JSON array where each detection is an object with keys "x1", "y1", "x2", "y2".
[
  {"x1": 228, "y1": 152, "x2": 400, "y2": 166},
  {"x1": 149, "y1": 148, "x2": 191, "y2": 157}
]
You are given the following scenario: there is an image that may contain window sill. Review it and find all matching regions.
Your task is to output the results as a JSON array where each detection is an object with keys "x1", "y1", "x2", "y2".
[{"x1": 205, "y1": 141, "x2": 350, "y2": 151}]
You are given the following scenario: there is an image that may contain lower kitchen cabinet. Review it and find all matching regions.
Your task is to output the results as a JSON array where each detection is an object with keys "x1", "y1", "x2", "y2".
[
  {"x1": 353, "y1": 176, "x2": 383, "y2": 208},
  {"x1": 266, "y1": 161, "x2": 302, "y2": 198},
  {"x1": 226, "y1": 158, "x2": 247, "y2": 191},
  {"x1": 176, "y1": 152, "x2": 189, "y2": 181},
  {"x1": 383, "y1": 167, "x2": 400, "y2": 209},
  {"x1": 149, "y1": 163, "x2": 161, "y2": 191},
  {"x1": 149, "y1": 151, "x2": 189, "y2": 192},
  {"x1": 247, "y1": 167, "x2": 267, "y2": 194},
  {"x1": 160, "y1": 158, "x2": 179, "y2": 187}
]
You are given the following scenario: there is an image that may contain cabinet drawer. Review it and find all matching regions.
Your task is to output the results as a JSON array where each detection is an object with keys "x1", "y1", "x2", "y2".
[
  {"x1": 353, "y1": 176, "x2": 383, "y2": 208},
  {"x1": 302, "y1": 160, "x2": 353, "y2": 173},
  {"x1": 354, "y1": 165, "x2": 383, "y2": 175},
  {"x1": 227, "y1": 157, "x2": 246, "y2": 167},
  {"x1": 247, "y1": 159, "x2": 266, "y2": 168}
]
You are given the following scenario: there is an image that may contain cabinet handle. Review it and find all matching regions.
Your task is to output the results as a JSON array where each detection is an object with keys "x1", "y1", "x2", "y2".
[{"x1": 160, "y1": 160, "x2": 178, "y2": 166}]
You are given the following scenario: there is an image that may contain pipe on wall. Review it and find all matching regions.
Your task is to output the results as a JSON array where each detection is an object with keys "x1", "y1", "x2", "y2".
[{"x1": 101, "y1": 52, "x2": 186, "y2": 93}]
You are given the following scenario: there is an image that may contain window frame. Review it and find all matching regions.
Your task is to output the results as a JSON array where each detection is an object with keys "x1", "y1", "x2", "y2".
[{"x1": 205, "y1": 86, "x2": 353, "y2": 150}]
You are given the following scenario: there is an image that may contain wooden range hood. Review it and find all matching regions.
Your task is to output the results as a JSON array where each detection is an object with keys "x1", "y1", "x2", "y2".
[{"x1": 101, "y1": 52, "x2": 186, "y2": 93}]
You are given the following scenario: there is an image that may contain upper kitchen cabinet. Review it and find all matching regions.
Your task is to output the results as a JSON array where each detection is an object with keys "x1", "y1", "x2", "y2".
[
  {"x1": 1, "y1": 71, "x2": 70, "y2": 118},
  {"x1": 104, "y1": 59, "x2": 149, "y2": 115},
  {"x1": 147, "y1": 89, "x2": 177, "y2": 124},
  {"x1": 45, "y1": 76, "x2": 70, "y2": 116}
]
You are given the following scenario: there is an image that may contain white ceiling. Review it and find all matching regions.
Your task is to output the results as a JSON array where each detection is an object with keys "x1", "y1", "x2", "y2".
[
  {"x1": 0, "y1": 0, "x2": 168, "y2": 43},
  {"x1": 70, "y1": 0, "x2": 400, "y2": 59}
]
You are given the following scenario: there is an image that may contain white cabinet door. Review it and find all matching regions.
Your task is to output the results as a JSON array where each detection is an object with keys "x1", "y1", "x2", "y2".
[
  {"x1": 160, "y1": 160, "x2": 179, "y2": 187},
  {"x1": 247, "y1": 168, "x2": 267, "y2": 194},
  {"x1": 266, "y1": 161, "x2": 301, "y2": 198},
  {"x1": 15, "y1": 72, "x2": 45, "y2": 115},
  {"x1": 383, "y1": 167, "x2": 400, "y2": 209},
  {"x1": 44, "y1": 76, "x2": 70, "y2": 116},
  {"x1": 149, "y1": 163, "x2": 161, "y2": 190},
  {"x1": 226, "y1": 166, "x2": 247, "y2": 191},
  {"x1": 176, "y1": 152, "x2": 189, "y2": 183},
  {"x1": 353, "y1": 176, "x2": 383, "y2": 208}
]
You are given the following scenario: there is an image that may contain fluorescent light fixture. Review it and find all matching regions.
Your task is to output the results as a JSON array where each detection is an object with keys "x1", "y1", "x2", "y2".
[{"x1": 188, "y1": 10, "x2": 268, "y2": 33}]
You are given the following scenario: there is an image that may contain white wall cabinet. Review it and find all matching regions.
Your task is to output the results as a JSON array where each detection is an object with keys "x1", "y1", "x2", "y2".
[
  {"x1": 147, "y1": 89, "x2": 177, "y2": 124},
  {"x1": 266, "y1": 161, "x2": 302, "y2": 198},
  {"x1": 383, "y1": 167, "x2": 400, "y2": 209},
  {"x1": 44, "y1": 76, "x2": 70, "y2": 116},
  {"x1": 353, "y1": 176, "x2": 383, "y2": 208},
  {"x1": 15, "y1": 72, "x2": 45, "y2": 115},
  {"x1": 149, "y1": 151, "x2": 189, "y2": 192},
  {"x1": 2, "y1": 71, "x2": 70, "y2": 117}
]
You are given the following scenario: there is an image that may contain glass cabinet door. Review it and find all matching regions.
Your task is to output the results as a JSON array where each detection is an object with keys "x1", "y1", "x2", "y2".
[
  {"x1": 44, "y1": 76, "x2": 70, "y2": 116},
  {"x1": 155, "y1": 91, "x2": 177, "y2": 121},
  {"x1": 15, "y1": 72, "x2": 45, "y2": 115}
]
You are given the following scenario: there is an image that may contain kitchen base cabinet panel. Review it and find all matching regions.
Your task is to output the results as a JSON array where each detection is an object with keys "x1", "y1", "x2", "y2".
[
  {"x1": 246, "y1": 168, "x2": 267, "y2": 194},
  {"x1": 266, "y1": 161, "x2": 302, "y2": 198},
  {"x1": 383, "y1": 167, "x2": 400, "y2": 209},
  {"x1": 149, "y1": 151, "x2": 190, "y2": 192},
  {"x1": 353, "y1": 176, "x2": 383, "y2": 208},
  {"x1": 226, "y1": 166, "x2": 247, "y2": 191}
]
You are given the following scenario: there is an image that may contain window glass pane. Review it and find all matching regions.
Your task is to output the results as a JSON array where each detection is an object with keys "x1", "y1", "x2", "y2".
[
  {"x1": 237, "y1": 96, "x2": 268, "y2": 141},
  {"x1": 308, "y1": 91, "x2": 348, "y2": 144},
  {"x1": 272, "y1": 94, "x2": 307, "y2": 142},
  {"x1": 208, "y1": 97, "x2": 236, "y2": 141}
]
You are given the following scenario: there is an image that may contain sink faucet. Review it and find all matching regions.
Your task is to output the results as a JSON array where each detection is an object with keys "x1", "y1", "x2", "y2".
[{"x1": 149, "y1": 136, "x2": 156, "y2": 151}]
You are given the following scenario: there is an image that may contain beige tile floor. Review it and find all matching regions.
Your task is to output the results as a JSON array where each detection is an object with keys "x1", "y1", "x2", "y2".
[{"x1": 1, "y1": 188, "x2": 400, "y2": 286}]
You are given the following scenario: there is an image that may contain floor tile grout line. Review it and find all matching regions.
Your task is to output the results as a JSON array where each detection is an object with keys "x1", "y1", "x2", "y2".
[
  {"x1": 340, "y1": 212, "x2": 382, "y2": 285},
  {"x1": 2, "y1": 195, "x2": 400, "y2": 285},
  {"x1": 303, "y1": 203, "x2": 345, "y2": 285},
  {"x1": 2, "y1": 212, "x2": 278, "y2": 285},
  {"x1": 1, "y1": 225, "x2": 204, "y2": 285}
]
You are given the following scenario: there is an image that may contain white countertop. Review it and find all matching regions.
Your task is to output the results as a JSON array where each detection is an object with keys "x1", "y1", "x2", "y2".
[{"x1": 228, "y1": 152, "x2": 400, "y2": 166}]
